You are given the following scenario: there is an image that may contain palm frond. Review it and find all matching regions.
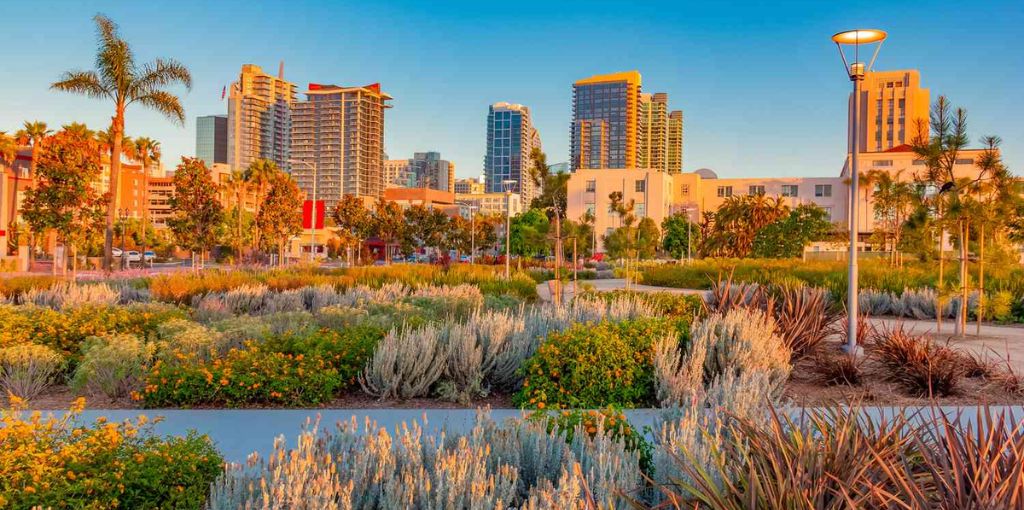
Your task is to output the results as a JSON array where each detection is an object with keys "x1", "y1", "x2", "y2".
[
  {"x1": 131, "y1": 58, "x2": 192, "y2": 96},
  {"x1": 51, "y1": 70, "x2": 110, "y2": 99},
  {"x1": 93, "y1": 14, "x2": 135, "y2": 94},
  {"x1": 132, "y1": 90, "x2": 186, "y2": 125}
]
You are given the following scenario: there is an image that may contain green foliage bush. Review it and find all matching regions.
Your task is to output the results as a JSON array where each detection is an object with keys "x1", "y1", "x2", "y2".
[
  {"x1": 529, "y1": 407, "x2": 654, "y2": 475},
  {"x1": 142, "y1": 326, "x2": 382, "y2": 407},
  {"x1": 514, "y1": 317, "x2": 682, "y2": 409}
]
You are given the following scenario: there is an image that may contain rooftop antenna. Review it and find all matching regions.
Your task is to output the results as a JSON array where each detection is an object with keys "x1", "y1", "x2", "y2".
[{"x1": 278, "y1": 60, "x2": 284, "y2": 79}]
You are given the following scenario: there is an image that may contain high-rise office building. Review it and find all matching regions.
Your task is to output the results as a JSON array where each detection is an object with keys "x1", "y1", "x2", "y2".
[
  {"x1": 484, "y1": 102, "x2": 541, "y2": 200},
  {"x1": 384, "y1": 159, "x2": 415, "y2": 189},
  {"x1": 195, "y1": 115, "x2": 227, "y2": 165},
  {"x1": 290, "y1": 82, "x2": 391, "y2": 210},
  {"x1": 850, "y1": 70, "x2": 929, "y2": 153},
  {"x1": 227, "y1": 64, "x2": 296, "y2": 172},
  {"x1": 667, "y1": 110, "x2": 684, "y2": 173},
  {"x1": 571, "y1": 71, "x2": 641, "y2": 171},
  {"x1": 410, "y1": 152, "x2": 454, "y2": 193}
]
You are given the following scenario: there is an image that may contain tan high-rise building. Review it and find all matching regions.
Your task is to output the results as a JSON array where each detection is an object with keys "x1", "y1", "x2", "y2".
[
  {"x1": 850, "y1": 69, "x2": 930, "y2": 153},
  {"x1": 667, "y1": 110, "x2": 684, "y2": 173},
  {"x1": 227, "y1": 64, "x2": 297, "y2": 172},
  {"x1": 571, "y1": 71, "x2": 642, "y2": 170},
  {"x1": 290, "y1": 83, "x2": 392, "y2": 211},
  {"x1": 638, "y1": 92, "x2": 684, "y2": 173}
]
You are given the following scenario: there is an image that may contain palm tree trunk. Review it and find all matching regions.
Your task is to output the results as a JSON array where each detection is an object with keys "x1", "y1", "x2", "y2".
[
  {"x1": 104, "y1": 110, "x2": 125, "y2": 272},
  {"x1": 141, "y1": 160, "x2": 149, "y2": 270}
]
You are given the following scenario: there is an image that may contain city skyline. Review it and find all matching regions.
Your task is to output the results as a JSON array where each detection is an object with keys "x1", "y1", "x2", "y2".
[{"x1": 1, "y1": 0, "x2": 1021, "y2": 179}]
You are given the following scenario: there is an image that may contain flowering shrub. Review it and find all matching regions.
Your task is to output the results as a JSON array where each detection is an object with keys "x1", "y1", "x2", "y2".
[
  {"x1": 529, "y1": 407, "x2": 654, "y2": 475},
  {"x1": 0, "y1": 344, "x2": 64, "y2": 401},
  {"x1": 72, "y1": 334, "x2": 155, "y2": 400},
  {"x1": 0, "y1": 303, "x2": 184, "y2": 361},
  {"x1": 0, "y1": 397, "x2": 222, "y2": 509},
  {"x1": 0, "y1": 275, "x2": 59, "y2": 301},
  {"x1": 514, "y1": 317, "x2": 681, "y2": 409},
  {"x1": 143, "y1": 326, "x2": 382, "y2": 407}
]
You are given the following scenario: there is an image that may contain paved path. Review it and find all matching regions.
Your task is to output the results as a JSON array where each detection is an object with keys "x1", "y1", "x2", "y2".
[{"x1": 541, "y1": 279, "x2": 1024, "y2": 371}]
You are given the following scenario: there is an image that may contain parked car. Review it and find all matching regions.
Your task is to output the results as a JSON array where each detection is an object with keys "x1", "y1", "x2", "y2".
[
  {"x1": 143, "y1": 250, "x2": 156, "y2": 262},
  {"x1": 111, "y1": 247, "x2": 123, "y2": 257},
  {"x1": 126, "y1": 251, "x2": 142, "y2": 262}
]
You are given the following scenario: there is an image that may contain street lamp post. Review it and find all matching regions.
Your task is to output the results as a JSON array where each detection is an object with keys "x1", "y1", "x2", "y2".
[
  {"x1": 833, "y1": 28, "x2": 887, "y2": 356},
  {"x1": 502, "y1": 179, "x2": 516, "y2": 279},
  {"x1": 456, "y1": 202, "x2": 479, "y2": 264},
  {"x1": 289, "y1": 159, "x2": 318, "y2": 263}
]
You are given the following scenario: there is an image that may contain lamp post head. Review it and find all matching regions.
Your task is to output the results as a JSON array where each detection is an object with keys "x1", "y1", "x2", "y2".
[{"x1": 832, "y1": 28, "x2": 886, "y2": 81}]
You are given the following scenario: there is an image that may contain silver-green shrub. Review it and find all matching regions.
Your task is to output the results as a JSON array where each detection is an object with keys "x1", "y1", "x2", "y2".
[
  {"x1": 0, "y1": 343, "x2": 65, "y2": 400},
  {"x1": 206, "y1": 412, "x2": 641, "y2": 509},
  {"x1": 438, "y1": 308, "x2": 522, "y2": 403},
  {"x1": 71, "y1": 334, "x2": 155, "y2": 399},
  {"x1": 20, "y1": 282, "x2": 119, "y2": 309},
  {"x1": 209, "y1": 315, "x2": 272, "y2": 350},
  {"x1": 687, "y1": 308, "x2": 791, "y2": 392},
  {"x1": 360, "y1": 324, "x2": 448, "y2": 399}
]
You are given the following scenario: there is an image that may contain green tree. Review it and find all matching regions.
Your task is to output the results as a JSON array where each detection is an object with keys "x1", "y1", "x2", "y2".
[
  {"x1": 872, "y1": 170, "x2": 915, "y2": 266},
  {"x1": 751, "y1": 204, "x2": 833, "y2": 258},
  {"x1": 168, "y1": 157, "x2": 223, "y2": 268},
  {"x1": 244, "y1": 159, "x2": 280, "y2": 251},
  {"x1": 636, "y1": 216, "x2": 660, "y2": 260},
  {"x1": 256, "y1": 172, "x2": 303, "y2": 264},
  {"x1": 11, "y1": 121, "x2": 52, "y2": 246},
  {"x1": 332, "y1": 194, "x2": 371, "y2": 265},
  {"x1": 529, "y1": 148, "x2": 570, "y2": 282},
  {"x1": 700, "y1": 194, "x2": 789, "y2": 257},
  {"x1": 509, "y1": 208, "x2": 549, "y2": 258},
  {"x1": 19, "y1": 129, "x2": 107, "y2": 276},
  {"x1": 369, "y1": 198, "x2": 405, "y2": 263},
  {"x1": 221, "y1": 168, "x2": 250, "y2": 263},
  {"x1": 661, "y1": 212, "x2": 700, "y2": 260},
  {"x1": 53, "y1": 14, "x2": 191, "y2": 270}
]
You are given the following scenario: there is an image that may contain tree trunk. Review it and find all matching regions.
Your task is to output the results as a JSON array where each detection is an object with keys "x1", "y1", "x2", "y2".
[
  {"x1": 141, "y1": 159, "x2": 149, "y2": 271},
  {"x1": 956, "y1": 220, "x2": 969, "y2": 337},
  {"x1": 937, "y1": 206, "x2": 945, "y2": 332},
  {"x1": 104, "y1": 110, "x2": 125, "y2": 272},
  {"x1": 977, "y1": 223, "x2": 985, "y2": 335}
]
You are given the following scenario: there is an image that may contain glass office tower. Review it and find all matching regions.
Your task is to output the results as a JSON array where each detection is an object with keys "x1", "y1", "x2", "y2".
[{"x1": 195, "y1": 114, "x2": 227, "y2": 165}]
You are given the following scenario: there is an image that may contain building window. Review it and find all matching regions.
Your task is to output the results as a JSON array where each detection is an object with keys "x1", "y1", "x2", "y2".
[
  {"x1": 955, "y1": 158, "x2": 974, "y2": 165},
  {"x1": 635, "y1": 179, "x2": 646, "y2": 193},
  {"x1": 823, "y1": 207, "x2": 832, "y2": 221},
  {"x1": 781, "y1": 185, "x2": 799, "y2": 197},
  {"x1": 585, "y1": 203, "x2": 595, "y2": 216},
  {"x1": 636, "y1": 203, "x2": 645, "y2": 218},
  {"x1": 585, "y1": 180, "x2": 596, "y2": 192},
  {"x1": 680, "y1": 184, "x2": 690, "y2": 196},
  {"x1": 815, "y1": 184, "x2": 832, "y2": 197},
  {"x1": 871, "y1": 160, "x2": 893, "y2": 167},
  {"x1": 717, "y1": 186, "x2": 732, "y2": 198},
  {"x1": 748, "y1": 185, "x2": 765, "y2": 196},
  {"x1": 912, "y1": 160, "x2": 926, "y2": 166}
]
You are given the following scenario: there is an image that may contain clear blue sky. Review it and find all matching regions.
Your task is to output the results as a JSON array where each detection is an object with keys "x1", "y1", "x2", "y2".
[{"x1": 1, "y1": 0, "x2": 1021, "y2": 179}]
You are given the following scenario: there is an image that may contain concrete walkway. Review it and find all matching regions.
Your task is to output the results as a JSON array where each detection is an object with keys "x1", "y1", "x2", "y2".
[{"x1": 542, "y1": 279, "x2": 1024, "y2": 372}]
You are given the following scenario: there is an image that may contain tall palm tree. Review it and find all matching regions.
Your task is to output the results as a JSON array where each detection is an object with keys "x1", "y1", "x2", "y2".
[
  {"x1": 52, "y1": 14, "x2": 191, "y2": 271},
  {"x1": 0, "y1": 132, "x2": 16, "y2": 166},
  {"x1": 96, "y1": 127, "x2": 136, "y2": 171},
  {"x1": 133, "y1": 137, "x2": 160, "y2": 261},
  {"x1": 244, "y1": 159, "x2": 279, "y2": 252},
  {"x1": 12, "y1": 121, "x2": 51, "y2": 260}
]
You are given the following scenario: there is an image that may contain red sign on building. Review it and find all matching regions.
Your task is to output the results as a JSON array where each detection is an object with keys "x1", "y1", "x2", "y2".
[{"x1": 302, "y1": 200, "x2": 325, "y2": 230}]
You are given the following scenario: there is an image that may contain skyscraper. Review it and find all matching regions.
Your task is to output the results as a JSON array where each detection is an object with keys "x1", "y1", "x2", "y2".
[
  {"x1": 571, "y1": 71, "x2": 641, "y2": 171},
  {"x1": 850, "y1": 70, "x2": 929, "y2": 153},
  {"x1": 667, "y1": 110, "x2": 684, "y2": 173},
  {"x1": 226, "y1": 64, "x2": 296, "y2": 172},
  {"x1": 290, "y1": 82, "x2": 391, "y2": 211},
  {"x1": 410, "y1": 152, "x2": 454, "y2": 193},
  {"x1": 484, "y1": 102, "x2": 541, "y2": 200},
  {"x1": 195, "y1": 115, "x2": 227, "y2": 165},
  {"x1": 638, "y1": 93, "x2": 667, "y2": 170},
  {"x1": 384, "y1": 159, "x2": 414, "y2": 189}
]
